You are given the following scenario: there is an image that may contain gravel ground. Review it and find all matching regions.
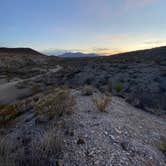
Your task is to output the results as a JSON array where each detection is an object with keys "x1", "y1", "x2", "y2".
[{"x1": 61, "y1": 90, "x2": 166, "y2": 166}]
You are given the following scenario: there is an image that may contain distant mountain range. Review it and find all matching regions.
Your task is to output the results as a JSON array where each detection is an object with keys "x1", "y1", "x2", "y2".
[
  {"x1": 42, "y1": 49, "x2": 100, "y2": 57},
  {"x1": 59, "y1": 52, "x2": 99, "y2": 58}
]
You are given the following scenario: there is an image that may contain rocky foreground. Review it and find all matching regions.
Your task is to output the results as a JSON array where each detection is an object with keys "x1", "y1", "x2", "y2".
[{"x1": 0, "y1": 87, "x2": 166, "y2": 166}]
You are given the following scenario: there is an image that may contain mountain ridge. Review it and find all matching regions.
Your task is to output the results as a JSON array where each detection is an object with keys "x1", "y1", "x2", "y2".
[
  {"x1": 59, "y1": 52, "x2": 99, "y2": 57},
  {"x1": 0, "y1": 47, "x2": 45, "y2": 56}
]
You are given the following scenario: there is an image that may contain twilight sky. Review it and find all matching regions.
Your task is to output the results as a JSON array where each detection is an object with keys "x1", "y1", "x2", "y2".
[{"x1": 0, "y1": 0, "x2": 166, "y2": 55}]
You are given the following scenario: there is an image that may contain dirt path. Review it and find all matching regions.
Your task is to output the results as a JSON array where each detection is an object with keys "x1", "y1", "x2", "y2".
[{"x1": 0, "y1": 65, "x2": 62, "y2": 104}]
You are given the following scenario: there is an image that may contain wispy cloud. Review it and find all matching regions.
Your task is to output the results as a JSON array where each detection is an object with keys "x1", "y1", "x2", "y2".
[
  {"x1": 143, "y1": 40, "x2": 166, "y2": 48},
  {"x1": 77, "y1": 0, "x2": 157, "y2": 22},
  {"x1": 124, "y1": 0, "x2": 156, "y2": 10},
  {"x1": 42, "y1": 47, "x2": 120, "y2": 56}
]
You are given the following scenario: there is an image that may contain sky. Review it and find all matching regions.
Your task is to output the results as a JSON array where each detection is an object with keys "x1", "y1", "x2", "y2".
[{"x1": 0, "y1": 0, "x2": 166, "y2": 55}]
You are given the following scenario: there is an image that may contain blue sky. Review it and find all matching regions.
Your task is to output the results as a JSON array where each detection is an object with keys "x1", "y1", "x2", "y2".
[{"x1": 0, "y1": 0, "x2": 166, "y2": 55}]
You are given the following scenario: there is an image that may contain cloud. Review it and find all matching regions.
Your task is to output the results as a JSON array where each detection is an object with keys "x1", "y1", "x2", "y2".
[
  {"x1": 42, "y1": 47, "x2": 120, "y2": 56},
  {"x1": 143, "y1": 40, "x2": 166, "y2": 48},
  {"x1": 144, "y1": 40, "x2": 164, "y2": 45},
  {"x1": 124, "y1": 0, "x2": 156, "y2": 10},
  {"x1": 91, "y1": 47, "x2": 121, "y2": 55}
]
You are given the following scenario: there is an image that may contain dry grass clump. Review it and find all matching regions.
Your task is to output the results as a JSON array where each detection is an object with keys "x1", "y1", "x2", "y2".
[
  {"x1": 0, "y1": 99, "x2": 34, "y2": 127},
  {"x1": 93, "y1": 94, "x2": 111, "y2": 112},
  {"x1": 0, "y1": 128, "x2": 63, "y2": 166},
  {"x1": 0, "y1": 136, "x2": 15, "y2": 166},
  {"x1": 35, "y1": 87, "x2": 76, "y2": 121},
  {"x1": 81, "y1": 85, "x2": 94, "y2": 96},
  {"x1": 32, "y1": 129, "x2": 63, "y2": 161}
]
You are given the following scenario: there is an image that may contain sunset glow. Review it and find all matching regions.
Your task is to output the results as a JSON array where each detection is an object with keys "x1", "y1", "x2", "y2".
[{"x1": 1, "y1": 0, "x2": 166, "y2": 55}]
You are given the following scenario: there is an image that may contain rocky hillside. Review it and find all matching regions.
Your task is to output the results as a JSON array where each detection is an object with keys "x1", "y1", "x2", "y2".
[{"x1": 0, "y1": 47, "x2": 48, "y2": 69}]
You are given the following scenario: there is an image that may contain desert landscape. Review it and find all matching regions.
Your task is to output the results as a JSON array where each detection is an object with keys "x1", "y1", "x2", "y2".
[
  {"x1": 0, "y1": 47, "x2": 165, "y2": 165},
  {"x1": 1, "y1": 0, "x2": 166, "y2": 165}
]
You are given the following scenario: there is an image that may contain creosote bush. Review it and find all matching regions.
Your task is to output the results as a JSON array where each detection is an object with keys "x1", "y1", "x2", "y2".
[
  {"x1": 35, "y1": 87, "x2": 76, "y2": 121},
  {"x1": 93, "y1": 94, "x2": 111, "y2": 112}
]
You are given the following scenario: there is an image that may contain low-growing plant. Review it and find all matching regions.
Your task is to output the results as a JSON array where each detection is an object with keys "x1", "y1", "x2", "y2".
[
  {"x1": 0, "y1": 104, "x2": 22, "y2": 126},
  {"x1": 81, "y1": 85, "x2": 94, "y2": 96},
  {"x1": 114, "y1": 83, "x2": 123, "y2": 93},
  {"x1": 0, "y1": 136, "x2": 15, "y2": 166},
  {"x1": 157, "y1": 138, "x2": 166, "y2": 154},
  {"x1": 32, "y1": 130, "x2": 62, "y2": 158},
  {"x1": 31, "y1": 84, "x2": 42, "y2": 95},
  {"x1": 35, "y1": 87, "x2": 76, "y2": 121},
  {"x1": 0, "y1": 128, "x2": 63, "y2": 166},
  {"x1": 93, "y1": 94, "x2": 111, "y2": 112}
]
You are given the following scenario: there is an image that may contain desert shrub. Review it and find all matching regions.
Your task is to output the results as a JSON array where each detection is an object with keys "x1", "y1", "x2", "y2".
[
  {"x1": 114, "y1": 83, "x2": 123, "y2": 93},
  {"x1": 157, "y1": 138, "x2": 166, "y2": 154},
  {"x1": 31, "y1": 84, "x2": 42, "y2": 95},
  {"x1": 0, "y1": 136, "x2": 15, "y2": 166},
  {"x1": 29, "y1": 129, "x2": 63, "y2": 165},
  {"x1": 107, "y1": 81, "x2": 112, "y2": 93},
  {"x1": 81, "y1": 85, "x2": 94, "y2": 96},
  {"x1": 32, "y1": 130, "x2": 62, "y2": 159},
  {"x1": 0, "y1": 128, "x2": 63, "y2": 166},
  {"x1": 0, "y1": 104, "x2": 22, "y2": 126},
  {"x1": 35, "y1": 87, "x2": 76, "y2": 121},
  {"x1": 93, "y1": 94, "x2": 111, "y2": 112}
]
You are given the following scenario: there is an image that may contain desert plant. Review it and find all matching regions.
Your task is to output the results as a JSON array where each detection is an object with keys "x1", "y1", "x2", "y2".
[
  {"x1": 157, "y1": 138, "x2": 166, "y2": 154},
  {"x1": 35, "y1": 87, "x2": 76, "y2": 121},
  {"x1": 93, "y1": 94, "x2": 111, "y2": 112},
  {"x1": 0, "y1": 136, "x2": 15, "y2": 166},
  {"x1": 31, "y1": 84, "x2": 42, "y2": 95},
  {"x1": 0, "y1": 127, "x2": 63, "y2": 166},
  {"x1": 81, "y1": 85, "x2": 94, "y2": 96},
  {"x1": 107, "y1": 81, "x2": 112, "y2": 93},
  {"x1": 114, "y1": 83, "x2": 123, "y2": 93},
  {"x1": 0, "y1": 104, "x2": 22, "y2": 126},
  {"x1": 32, "y1": 130, "x2": 62, "y2": 158}
]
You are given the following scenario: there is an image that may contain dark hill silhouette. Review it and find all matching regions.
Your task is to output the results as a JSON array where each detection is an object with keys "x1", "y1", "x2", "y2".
[{"x1": 0, "y1": 47, "x2": 45, "y2": 56}]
